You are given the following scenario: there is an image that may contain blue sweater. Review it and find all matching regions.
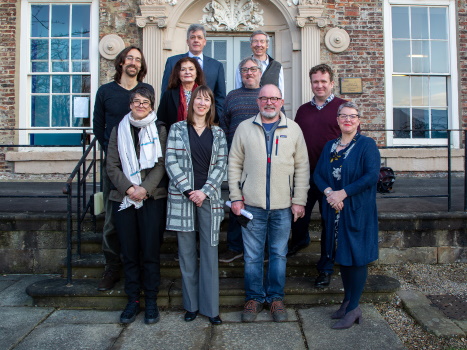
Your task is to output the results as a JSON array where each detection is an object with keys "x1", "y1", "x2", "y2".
[{"x1": 314, "y1": 135, "x2": 381, "y2": 266}]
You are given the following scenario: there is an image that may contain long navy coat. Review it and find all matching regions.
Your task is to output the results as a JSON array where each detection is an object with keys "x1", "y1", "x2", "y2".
[{"x1": 314, "y1": 135, "x2": 380, "y2": 266}]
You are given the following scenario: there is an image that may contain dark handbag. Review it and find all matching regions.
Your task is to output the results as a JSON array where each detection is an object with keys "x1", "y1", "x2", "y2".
[{"x1": 377, "y1": 167, "x2": 395, "y2": 193}]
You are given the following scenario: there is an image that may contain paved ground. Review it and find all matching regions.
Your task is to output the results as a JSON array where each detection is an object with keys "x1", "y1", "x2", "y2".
[{"x1": 1, "y1": 274, "x2": 407, "y2": 350}]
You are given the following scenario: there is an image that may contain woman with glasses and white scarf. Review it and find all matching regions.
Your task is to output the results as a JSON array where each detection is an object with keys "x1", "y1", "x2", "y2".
[{"x1": 106, "y1": 87, "x2": 168, "y2": 325}]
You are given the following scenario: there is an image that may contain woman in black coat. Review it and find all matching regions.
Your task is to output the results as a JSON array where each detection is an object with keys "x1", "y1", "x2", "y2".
[{"x1": 157, "y1": 57, "x2": 206, "y2": 130}]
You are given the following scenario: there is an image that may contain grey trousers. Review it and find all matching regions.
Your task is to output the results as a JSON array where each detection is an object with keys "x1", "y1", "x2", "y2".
[
  {"x1": 102, "y1": 158, "x2": 121, "y2": 270},
  {"x1": 177, "y1": 199, "x2": 219, "y2": 318}
]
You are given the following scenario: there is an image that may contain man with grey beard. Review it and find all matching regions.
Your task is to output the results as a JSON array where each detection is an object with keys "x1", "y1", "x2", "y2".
[{"x1": 228, "y1": 84, "x2": 309, "y2": 323}]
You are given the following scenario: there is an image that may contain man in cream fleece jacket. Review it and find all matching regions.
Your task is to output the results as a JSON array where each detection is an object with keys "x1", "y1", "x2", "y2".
[{"x1": 228, "y1": 84, "x2": 310, "y2": 323}]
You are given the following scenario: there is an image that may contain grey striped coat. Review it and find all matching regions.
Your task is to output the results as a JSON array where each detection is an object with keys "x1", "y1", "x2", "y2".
[{"x1": 165, "y1": 121, "x2": 228, "y2": 246}]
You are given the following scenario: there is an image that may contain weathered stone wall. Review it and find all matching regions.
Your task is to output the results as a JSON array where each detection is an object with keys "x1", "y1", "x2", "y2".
[
  {"x1": 459, "y1": 0, "x2": 467, "y2": 132},
  {"x1": 98, "y1": 0, "x2": 143, "y2": 85},
  {"x1": 0, "y1": 0, "x2": 17, "y2": 173}
]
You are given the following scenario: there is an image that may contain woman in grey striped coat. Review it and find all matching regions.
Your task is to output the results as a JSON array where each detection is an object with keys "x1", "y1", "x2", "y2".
[{"x1": 165, "y1": 85, "x2": 227, "y2": 325}]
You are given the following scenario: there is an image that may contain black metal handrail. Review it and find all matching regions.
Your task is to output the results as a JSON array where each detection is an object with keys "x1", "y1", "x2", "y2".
[{"x1": 62, "y1": 134, "x2": 102, "y2": 285}]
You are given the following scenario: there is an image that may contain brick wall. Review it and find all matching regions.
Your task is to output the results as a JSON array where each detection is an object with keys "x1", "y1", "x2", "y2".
[
  {"x1": 98, "y1": 0, "x2": 143, "y2": 85},
  {"x1": 0, "y1": 0, "x2": 17, "y2": 173},
  {"x1": 321, "y1": 0, "x2": 386, "y2": 146}
]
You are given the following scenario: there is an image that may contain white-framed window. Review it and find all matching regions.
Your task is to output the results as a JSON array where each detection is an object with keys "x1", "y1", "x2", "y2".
[
  {"x1": 384, "y1": 0, "x2": 459, "y2": 147},
  {"x1": 19, "y1": 0, "x2": 98, "y2": 146}
]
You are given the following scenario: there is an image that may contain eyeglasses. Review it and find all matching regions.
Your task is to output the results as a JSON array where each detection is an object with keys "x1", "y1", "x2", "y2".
[
  {"x1": 258, "y1": 96, "x2": 282, "y2": 103},
  {"x1": 132, "y1": 100, "x2": 151, "y2": 108},
  {"x1": 125, "y1": 55, "x2": 142, "y2": 63},
  {"x1": 251, "y1": 39, "x2": 267, "y2": 44},
  {"x1": 240, "y1": 66, "x2": 260, "y2": 74},
  {"x1": 338, "y1": 114, "x2": 359, "y2": 120}
]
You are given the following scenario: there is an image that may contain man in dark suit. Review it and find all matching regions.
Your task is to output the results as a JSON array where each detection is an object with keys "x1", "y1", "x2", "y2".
[{"x1": 161, "y1": 24, "x2": 226, "y2": 120}]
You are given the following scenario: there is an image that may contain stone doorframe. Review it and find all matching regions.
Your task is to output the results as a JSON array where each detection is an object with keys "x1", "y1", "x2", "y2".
[{"x1": 136, "y1": 0, "x2": 327, "y2": 108}]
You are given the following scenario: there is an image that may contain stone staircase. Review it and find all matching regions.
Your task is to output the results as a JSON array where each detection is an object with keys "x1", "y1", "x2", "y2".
[{"x1": 26, "y1": 219, "x2": 400, "y2": 310}]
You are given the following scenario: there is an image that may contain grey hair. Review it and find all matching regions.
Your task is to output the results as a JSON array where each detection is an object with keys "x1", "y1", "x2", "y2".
[
  {"x1": 238, "y1": 57, "x2": 263, "y2": 73},
  {"x1": 187, "y1": 24, "x2": 206, "y2": 39},
  {"x1": 337, "y1": 101, "x2": 360, "y2": 116},
  {"x1": 250, "y1": 30, "x2": 270, "y2": 43}
]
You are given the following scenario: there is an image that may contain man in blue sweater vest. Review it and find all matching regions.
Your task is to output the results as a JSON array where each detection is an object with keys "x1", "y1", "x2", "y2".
[{"x1": 93, "y1": 46, "x2": 154, "y2": 291}]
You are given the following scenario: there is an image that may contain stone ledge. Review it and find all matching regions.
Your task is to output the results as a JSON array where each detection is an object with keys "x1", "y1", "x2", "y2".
[{"x1": 398, "y1": 290, "x2": 465, "y2": 337}]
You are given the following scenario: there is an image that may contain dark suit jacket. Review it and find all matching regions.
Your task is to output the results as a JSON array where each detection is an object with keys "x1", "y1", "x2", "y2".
[
  {"x1": 157, "y1": 88, "x2": 179, "y2": 131},
  {"x1": 160, "y1": 53, "x2": 226, "y2": 121}
]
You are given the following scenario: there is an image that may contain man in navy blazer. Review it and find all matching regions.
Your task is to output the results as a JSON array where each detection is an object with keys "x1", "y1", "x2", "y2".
[{"x1": 161, "y1": 24, "x2": 226, "y2": 120}]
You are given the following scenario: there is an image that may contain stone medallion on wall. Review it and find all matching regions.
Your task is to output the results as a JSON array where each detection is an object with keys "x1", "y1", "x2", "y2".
[{"x1": 324, "y1": 27, "x2": 350, "y2": 53}]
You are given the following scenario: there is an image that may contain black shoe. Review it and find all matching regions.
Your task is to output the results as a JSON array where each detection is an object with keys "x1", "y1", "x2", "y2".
[
  {"x1": 97, "y1": 269, "x2": 120, "y2": 291},
  {"x1": 184, "y1": 310, "x2": 198, "y2": 322},
  {"x1": 314, "y1": 272, "x2": 331, "y2": 288},
  {"x1": 287, "y1": 242, "x2": 310, "y2": 257},
  {"x1": 209, "y1": 315, "x2": 222, "y2": 325},
  {"x1": 120, "y1": 300, "x2": 140, "y2": 324},
  {"x1": 144, "y1": 299, "x2": 160, "y2": 324}
]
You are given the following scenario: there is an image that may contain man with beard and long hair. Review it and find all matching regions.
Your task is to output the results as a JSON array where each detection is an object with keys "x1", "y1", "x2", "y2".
[{"x1": 93, "y1": 46, "x2": 154, "y2": 291}]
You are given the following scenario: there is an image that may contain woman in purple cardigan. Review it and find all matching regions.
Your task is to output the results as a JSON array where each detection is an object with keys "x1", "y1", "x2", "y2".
[{"x1": 314, "y1": 101, "x2": 380, "y2": 329}]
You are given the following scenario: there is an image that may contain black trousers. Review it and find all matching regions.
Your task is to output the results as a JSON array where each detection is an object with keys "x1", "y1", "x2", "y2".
[
  {"x1": 113, "y1": 197, "x2": 166, "y2": 300},
  {"x1": 290, "y1": 180, "x2": 334, "y2": 274}
]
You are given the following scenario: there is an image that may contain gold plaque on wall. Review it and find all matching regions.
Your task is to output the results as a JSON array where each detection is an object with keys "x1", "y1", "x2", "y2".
[{"x1": 340, "y1": 78, "x2": 363, "y2": 94}]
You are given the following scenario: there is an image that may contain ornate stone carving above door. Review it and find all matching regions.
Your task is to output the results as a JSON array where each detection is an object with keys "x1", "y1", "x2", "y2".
[{"x1": 200, "y1": 0, "x2": 264, "y2": 31}]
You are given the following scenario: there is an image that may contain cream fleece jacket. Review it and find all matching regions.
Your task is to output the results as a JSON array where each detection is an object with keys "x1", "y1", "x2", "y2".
[{"x1": 228, "y1": 113, "x2": 310, "y2": 210}]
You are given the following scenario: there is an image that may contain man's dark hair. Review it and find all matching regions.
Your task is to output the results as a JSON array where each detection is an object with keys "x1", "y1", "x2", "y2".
[
  {"x1": 113, "y1": 46, "x2": 148, "y2": 83},
  {"x1": 309, "y1": 63, "x2": 334, "y2": 82},
  {"x1": 167, "y1": 57, "x2": 206, "y2": 90},
  {"x1": 129, "y1": 87, "x2": 155, "y2": 110}
]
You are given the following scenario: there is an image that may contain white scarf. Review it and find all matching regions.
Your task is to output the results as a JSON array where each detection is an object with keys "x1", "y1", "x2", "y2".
[{"x1": 117, "y1": 110, "x2": 162, "y2": 211}]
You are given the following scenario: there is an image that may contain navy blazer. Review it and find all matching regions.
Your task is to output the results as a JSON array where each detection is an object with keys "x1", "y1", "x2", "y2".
[
  {"x1": 160, "y1": 53, "x2": 226, "y2": 121},
  {"x1": 157, "y1": 88, "x2": 179, "y2": 131}
]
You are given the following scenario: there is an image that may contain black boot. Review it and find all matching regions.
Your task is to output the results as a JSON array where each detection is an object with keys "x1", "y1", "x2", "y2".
[
  {"x1": 144, "y1": 298, "x2": 160, "y2": 324},
  {"x1": 120, "y1": 300, "x2": 140, "y2": 324}
]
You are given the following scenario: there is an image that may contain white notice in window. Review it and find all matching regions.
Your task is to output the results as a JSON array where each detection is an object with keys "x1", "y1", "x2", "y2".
[{"x1": 74, "y1": 97, "x2": 89, "y2": 118}]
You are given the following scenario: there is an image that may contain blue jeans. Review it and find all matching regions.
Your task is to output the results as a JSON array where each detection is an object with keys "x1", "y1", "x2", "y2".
[{"x1": 242, "y1": 205, "x2": 291, "y2": 303}]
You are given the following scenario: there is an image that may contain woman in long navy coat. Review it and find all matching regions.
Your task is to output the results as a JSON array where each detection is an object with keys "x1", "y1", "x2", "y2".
[{"x1": 314, "y1": 101, "x2": 380, "y2": 329}]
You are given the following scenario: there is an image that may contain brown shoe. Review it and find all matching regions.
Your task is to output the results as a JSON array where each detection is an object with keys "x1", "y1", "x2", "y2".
[
  {"x1": 97, "y1": 269, "x2": 120, "y2": 291},
  {"x1": 241, "y1": 299, "x2": 263, "y2": 322},
  {"x1": 270, "y1": 300, "x2": 288, "y2": 322}
]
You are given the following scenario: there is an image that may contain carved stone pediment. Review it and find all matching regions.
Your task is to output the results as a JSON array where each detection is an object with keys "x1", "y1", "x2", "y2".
[
  {"x1": 295, "y1": 3, "x2": 327, "y2": 28},
  {"x1": 201, "y1": 0, "x2": 264, "y2": 31}
]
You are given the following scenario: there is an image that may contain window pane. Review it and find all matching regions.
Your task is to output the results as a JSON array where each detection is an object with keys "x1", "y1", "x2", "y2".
[
  {"x1": 32, "y1": 62, "x2": 49, "y2": 72},
  {"x1": 51, "y1": 39, "x2": 69, "y2": 60},
  {"x1": 31, "y1": 39, "x2": 48, "y2": 60},
  {"x1": 240, "y1": 41, "x2": 251, "y2": 60},
  {"x1": 431, "y1": 108, "x2": 448, "y2": 138},
  {"x1": 393, "y1": 41, "x2": 411, "y2": 72},
  {"x1": 411, "y1": 76, "x2": 429, "y2": 106},
  {"x1": 51, "y1": 5, "x2": 70, "y2": 37},
  {"x1": 72, "y1": 96, "x2": 90, "y2": 127},
  {"x1": 412, "y1": 40, "x2": 430, "y2": 73},
  {"x1": 32, "y1": 75, "x2": 50, "y2": 93},
  {"x1": 71, "y1": 39, "x2": 89, "y2": 59},
  {"x1": 72, "y1": 5, "x2": 90, "y2": 37},
  {"x1": 31, "y1": 5, "x2": 49, "y2": 37},
  {"x1": 52, "y1": 75, "x2": 70, "y2": 93},
  {"x1": 214, "y1": 41, "x2": 226, "y2": 61},
  {"x1": 430, "y1": 76, "x2": 447, "y2": 106},
  {"x1": 31, "y1": 96, "x2": 50, "y2": 127},
  {"x1": 393, "y1": 108, "x2": 410, "y2": 138},
  {"x1": 205, "y1": 41, "x2": 212, "y2": 56},
  {"x1": 52, "y1": 61, "x2": 69, "y2": 72},
  {"x1": 430, "y1": 7, "x2": 447, "y2": 40},
  {"x1": 392, "y1": 7, "x2": 410, "y2": 39},
  {"x1": 431, "y1": 41, "x2": 448, "y2": 73},
  {"x1": 392, "y1": 76, "x2": 410, "y2": 106},
  {"x1": 413, "y1": 108, "x2": 429, "y2": 138},
  {"x1": 411, "y1": 7, "x2": 429, "y2": 39},
  {"x1": 72, "y1": 75, "x2": 91, "y2": 93},
  {"x1": 52, "y1": 95, "x2": 70, "y2": 127}
]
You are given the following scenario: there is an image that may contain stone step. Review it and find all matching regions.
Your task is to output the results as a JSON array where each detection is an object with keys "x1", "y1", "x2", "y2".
[
  {"x1": 64, "y1": 252, "x2": 322, "y2": 279},
  {"x1": 26, "y1": 275, "x2": 400, "y2": 310}
]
